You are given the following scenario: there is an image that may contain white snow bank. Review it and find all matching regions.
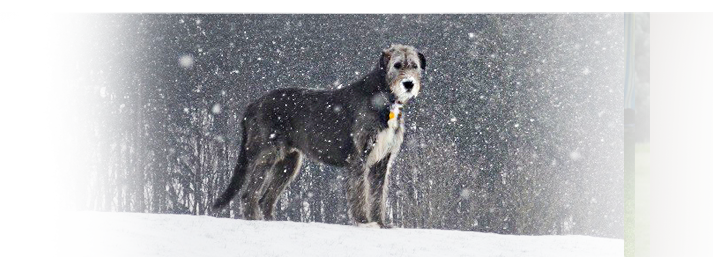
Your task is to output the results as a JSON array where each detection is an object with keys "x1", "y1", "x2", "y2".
[{"x1": 55, "y1": 212, "x2": 622, "y2": 257}]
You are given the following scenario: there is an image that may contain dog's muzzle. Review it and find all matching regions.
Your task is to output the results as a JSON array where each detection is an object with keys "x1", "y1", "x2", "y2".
[{"x1": 393, "y1": 77, "x2": 419, "y2": 103}]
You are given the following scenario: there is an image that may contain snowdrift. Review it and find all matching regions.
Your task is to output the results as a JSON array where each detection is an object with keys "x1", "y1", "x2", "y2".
[{"x1": 55, "y1": 212, "x2": 622, "y2": 256}]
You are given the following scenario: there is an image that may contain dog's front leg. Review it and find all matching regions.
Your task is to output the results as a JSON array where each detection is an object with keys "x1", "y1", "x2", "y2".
[
  {"x1": 347, "y1": 158, "x2": 372, "y2": 225},
  {"x1": 368, "y1": 154, "x2": 391, "y2": 228}
]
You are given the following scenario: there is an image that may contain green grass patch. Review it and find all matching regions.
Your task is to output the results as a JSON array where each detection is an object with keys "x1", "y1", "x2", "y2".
[
  {"x1": 624, "y1": 137, "x2": 635, "y2": 256},
  {"x1": 634, "y1": 143, "x2": 650, "y2": 256}
]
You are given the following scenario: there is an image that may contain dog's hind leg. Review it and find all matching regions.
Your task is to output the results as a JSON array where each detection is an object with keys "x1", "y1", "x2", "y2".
[
  {"x1": 368, "y1": 154, "x2": 391, "y2": 228},
  {"x1": 240, "y1": 147, "x2": 279, "y2": 220},
  {"x1": 259, "y1": 150, "x2": 303, "y2": 220}
]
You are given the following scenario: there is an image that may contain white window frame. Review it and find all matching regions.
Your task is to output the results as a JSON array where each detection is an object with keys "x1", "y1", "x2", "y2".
[{"x1": 15, "y1": 14, "x2": 42, "y2": 186}]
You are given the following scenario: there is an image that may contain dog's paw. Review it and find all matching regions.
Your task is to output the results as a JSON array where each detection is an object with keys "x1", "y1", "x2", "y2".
[
  {"x1": 357, "y1": 222, "x2": 381, "y2": 228},
  {"x1": 379, "y1": 223, "x2": 395, "y2": 229}
]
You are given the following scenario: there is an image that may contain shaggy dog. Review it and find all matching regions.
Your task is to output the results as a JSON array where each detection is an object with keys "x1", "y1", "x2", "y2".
[{"x1": 213, "y1": 44, "x2": 425, "y2": 228}]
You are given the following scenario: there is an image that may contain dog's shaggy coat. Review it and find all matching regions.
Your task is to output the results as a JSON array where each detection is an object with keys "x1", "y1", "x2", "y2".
[
  {"x1": 213, "y1": 44, "x2": 425, "y2": 227},
  {"x1": 0, "y1": 157, "x2": 52, "y2": 257}
]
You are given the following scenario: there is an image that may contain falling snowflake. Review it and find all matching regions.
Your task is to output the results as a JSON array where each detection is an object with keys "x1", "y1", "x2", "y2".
[
  {"x1": 179, "y1": 55, "x2": 194, "y2": 69},
  {"x1": 460, "y1": 189, "x2": 471, "y2": 200},
  {"x1": 211, "y1": 103, "x2": 221, "y2": 114}
]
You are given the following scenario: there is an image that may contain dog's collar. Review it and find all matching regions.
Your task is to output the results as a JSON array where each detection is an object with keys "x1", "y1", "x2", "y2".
[
  {"x1": 388, "y1": 101, "x2": 404, "y2": 120},
  {"x1": 377, "y1": 92, "x2": 406, "y2": 121}
]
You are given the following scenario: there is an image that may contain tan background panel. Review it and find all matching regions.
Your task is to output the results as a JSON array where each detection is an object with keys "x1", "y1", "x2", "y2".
[{"x1": 651, "y1": 14, "x2": 713, "y2": 256}]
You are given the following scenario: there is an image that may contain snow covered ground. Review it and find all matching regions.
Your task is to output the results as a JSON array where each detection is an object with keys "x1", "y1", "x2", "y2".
[{"x1": 54, "y1": 212, "x2": 622, "y2": 256}]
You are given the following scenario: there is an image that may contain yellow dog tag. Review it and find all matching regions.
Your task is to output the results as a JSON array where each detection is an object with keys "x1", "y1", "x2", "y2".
[{"x1": 388, "y1": 102, "x2": 403, "y2": 120}]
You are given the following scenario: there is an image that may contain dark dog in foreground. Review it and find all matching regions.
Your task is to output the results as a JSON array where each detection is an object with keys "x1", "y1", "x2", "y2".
[
  {"x1": 0, "y1": 157, "x2": 52, "y2": 257},
  {"x1": 212, "y1": 44, "x2": 426, "y2": 228}
]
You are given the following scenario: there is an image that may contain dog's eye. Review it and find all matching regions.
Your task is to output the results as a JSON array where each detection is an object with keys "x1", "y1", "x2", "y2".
[{"x1": 393, "y1": 62, "x2": 402, "y2": 69}]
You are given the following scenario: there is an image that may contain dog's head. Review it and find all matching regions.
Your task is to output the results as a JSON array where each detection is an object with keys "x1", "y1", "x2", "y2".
[{"x1": 379, "y1": 44, "x2": 426, "y2": 104}]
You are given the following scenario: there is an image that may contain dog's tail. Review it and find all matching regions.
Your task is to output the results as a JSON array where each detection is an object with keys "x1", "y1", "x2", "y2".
[
  {"x1": 213, "y1": 119, "x2": 250, "y2": 210},
  {"x1": 0, "y1": 158, "x2": 52, "y2": 257}
]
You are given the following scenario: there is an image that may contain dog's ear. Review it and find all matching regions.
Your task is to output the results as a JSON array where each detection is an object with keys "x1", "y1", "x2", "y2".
[
  {"x1": 380, "y1": 50, "x2": 392, "y2": 71},
  {"x1": 418, "y1": 52, "x2": 426, "y2": 70}
]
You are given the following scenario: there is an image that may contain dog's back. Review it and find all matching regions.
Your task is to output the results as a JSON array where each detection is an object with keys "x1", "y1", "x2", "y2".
[
  {"x1": 0, "y1": 157, "x2": 52, "y2": 257},
  {"x1": 244, "y1": 87, "x2": 362, "y2": 167}
]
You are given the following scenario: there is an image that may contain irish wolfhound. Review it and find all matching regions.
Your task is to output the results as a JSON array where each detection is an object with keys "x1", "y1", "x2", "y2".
[
  {"x1": 0, "y1": 157, "x2": 52, "y2": 257},
  {"x1": 213, "y1": 44, "x2": 426, "y2": 228}
]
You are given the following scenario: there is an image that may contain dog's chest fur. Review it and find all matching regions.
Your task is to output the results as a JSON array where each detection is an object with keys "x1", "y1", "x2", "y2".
[{"x1": 366, "y1": 110, "x2": 404, "y2": 166}]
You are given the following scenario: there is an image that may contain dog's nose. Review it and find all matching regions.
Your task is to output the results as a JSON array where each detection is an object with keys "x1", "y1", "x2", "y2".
[{"x1": 402, "y1": 81, "x2": 414, "y2": 91}]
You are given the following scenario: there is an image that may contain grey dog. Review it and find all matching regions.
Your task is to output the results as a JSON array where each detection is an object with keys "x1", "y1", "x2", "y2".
[
  {"x1": 212, "y1": 44, "x2": 426, "y2": 228},
  {"x1": 0, "y1": 157, "x2": 52, "y2": 257}
]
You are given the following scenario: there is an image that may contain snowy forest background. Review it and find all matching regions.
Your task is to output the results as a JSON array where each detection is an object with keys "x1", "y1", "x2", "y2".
[{"x1": 74, "y1": 14, "x2": 627, "y2": 238}]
